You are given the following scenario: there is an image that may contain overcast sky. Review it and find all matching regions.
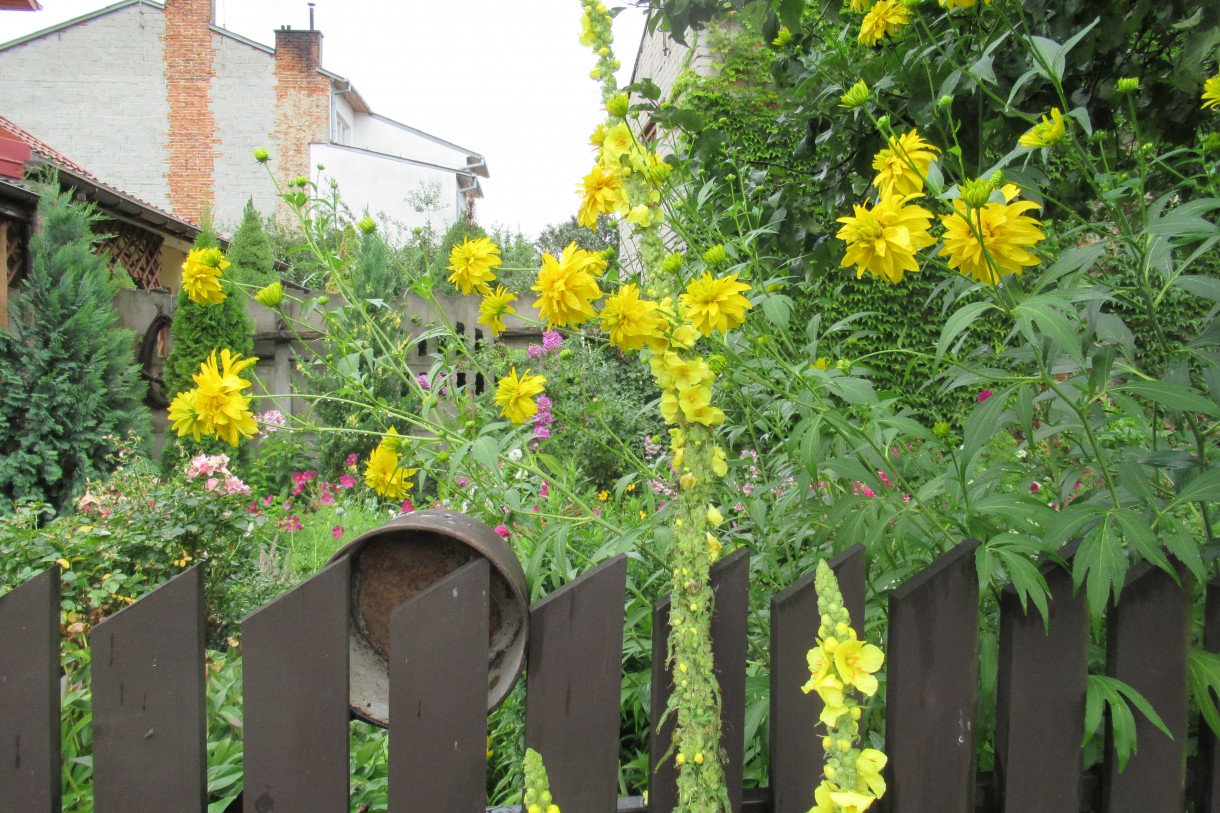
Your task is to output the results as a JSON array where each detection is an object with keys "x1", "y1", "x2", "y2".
[{"x1": 0, "y1": 0, "x2": 648, "y2": 238}]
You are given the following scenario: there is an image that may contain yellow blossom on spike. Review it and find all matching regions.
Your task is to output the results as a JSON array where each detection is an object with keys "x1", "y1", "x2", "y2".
[
  {"x1": 829, "y1": 789, "x2": 879, "y2": 813},
  {"x1": 532, "y1": 243, "x2": 605, "y2": 327},
  {"x1": 833, "y1": 636, "x2": 885, "y2": 695},
  {"x1": 494, "y1": 368, "x2": 547, "y2": 425},
  {"x1": 871, "y1": 129, "x2": 939, "y2": 197},
  {"x1": 600, "y1": 284, "x2": 663, "y2": 351},
  {"x1": 836, "y1": 193, "x2": 936, "y2": 283},
  {"x1": 856, "y1": 748, "x2": 888, "y2": 797},
  {"x1": 680, "y1": 273, "x2": 753, "y2": 335},
  {"x1": 477, "y1": 285, "x2": 518, "y2": 336},
  {"x1": 447, "y1": 237, "x2": 502, "y2": 295},
  {"x1": 712, "y1": 446, "x2": 728, "y2": 477},
  {"x1": 365, "y1": 429, "x2": 416, "y2": 500},
  {"x1": 939, "y1": 193, "x2": 1046, "y2": 284},
  {"x1": 626, "y1": 204, "x2": 655, "y2": 228},
  {"x1": 577, "y1": 164, "x2": 625, "y2": 228},
  {"x1": 1019, "y1": 107, "x2": 1066, "y2": 148},
  {"x1": 858, "y1": 0, "x2": 909, "y2": 46},
  {"x1": 181, "y1": 247, "x2": 230, "y2": 305},
  {"x1": 600, "y1": 122, "x2": 635, "y2": 166},
  {"x1": 666, "y1": 354, "x2": 710, "y2": 390},
  {"x1": 659, "y1": 388, "x2": 681, "y2": 424}
]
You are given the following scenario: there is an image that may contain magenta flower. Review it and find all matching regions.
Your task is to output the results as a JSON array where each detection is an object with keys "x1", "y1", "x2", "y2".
[
  {"x1": 400, "y1": 499, "x2": 415, "y2": 513},
  {"x1": 456, "y1": 476, "x2": 469, "y2": 488},
  {"x1": 494, "y1": 524, "x2": 510, "y2": 538},
  {"x1": 542, "y1": 330, "x2": 563, "y2": 351},
  {"x1": 417, "y1": 374, "x2": 430, "y2": 389},
  {"x1": 320, "y1": 491, "x2": 336, "y2": 507},
  {"x1": 346, "y1": 453, "x2": 358, "y2": 467},
  {"x1": 977, "y1": 390, "x2": 994, "y2": 403},
  {"x1": 339, "y1": 474, "x2": 356, "y2": 489},
  {"x1": 332, "y1": 526, "x2": 345, "y2": 540},
  {"x1": 1030, "y1": 482, "x2": 1041, "y2": 494}
]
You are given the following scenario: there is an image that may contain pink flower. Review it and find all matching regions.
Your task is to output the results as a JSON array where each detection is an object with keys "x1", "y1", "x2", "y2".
[
  {"x1": 527, "y1": 344, "x2": 544, "y2": 359},
  {"x1": 494, "y1": 524, "x2": 510, "y2": 539},
  {"x1": 540, "y1": 481, "x2": 550, "y2": 498},
  {"x1": 400, "y1": 499, "x2": 415, "y2": 513},
  {"x1": 878, "y1": 470, "x2": 892, "y2": 488},
  {"x1": 902, "y1": 493, "x2": 911, "y2": 503},
  {"x1": 534, "y1": 425, "x2": 551, "y2": 439},
  {"x1": 456, "y1": 477, "x2": 469, "y2": 488},
  {"x1": 291, "y1": 483, "x2": 304, "y2": 497},
  {"x1": 205, "y1": 477, "x2": 220, "y2": 492},
  {"x1": 223, "y1": 475, "x2": 250, "y2": 496},
  {"x1": 346, "y1": 453, "x2": 358, "y2": 467},
  {"x1": 542, "y1": 330, "x2": 563, "y2": 351},
  {"x1": 277, "y1": 515, "x2": 303, "y2": 532},
  {"x1": 977, "y1": 390, "x2": 994, "y2": 403},
  {"x1": 339, "y1": 474, "x2": 356, "y2": 489},
  {"x1": 247, "y1": 502, "x2": 261, "y2": 515},
  {"x1": 319, "y1": 491, "x2": 336, "y2": 507},
  {"x1": 417, "y1": 374, "x2": 430, "y2": 390},
  {"x1": 262, "y1": 494, "x2": 275, "y2": 507},
  {"x1": 1030, "y1": 482, "x2": 1041, "y2": 494},
  {"x1": 332, "y1": 526, "x2": 345, "y2": 540}
]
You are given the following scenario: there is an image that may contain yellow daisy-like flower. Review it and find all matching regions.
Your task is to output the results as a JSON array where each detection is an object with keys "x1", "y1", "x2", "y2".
[
  {"x1": 679, "y1": 273, "x2": 753, "y2": 336},
  {"x1": 872, "y1": 129, "x2": 940, "y2": 198},
  {"x1": 939, "y1": 193, "x2": 1046, "y2": 284},
  {"x1": 477, "y1": 285, "x2": 517, "y2": 337},
  {"x1": 494, "y1": 367, "x2": 547, "y2": 424},
  {"x1": 365, "y1": 429, "x2": 416, "y2": 500},
  {"x1": 600, "y1": 284, "x2": 663, "y2": 351},
  {"x1": 532, "y1": 243, "x2": 605, "y2": 327},
  {"x1": 833, "y1": 636, "x2": 885, "y2": 695},
  {"x1": 858, "y1": 0, "x2": 909, "y2": 46},
  {"x1": 848, "y1": 0, "x2": 874, "y2": 10},
  {"x1": 447, "y1": 236, "x2": 502, "y2": 295},
  {"x1": 1203, "y1": 75, "x2": 1220, "y2": 110},
  {"x1": 181, "y1": 247, "x2": 230, "y2": 305},
  {"x1": 167, "y1": 389, "x2": 205, "y2": 442},
  {"x1": 1018, "y1": 107, "x2": 1065, "y2": 148},
  {"x1": 577, "y1": 163, "x2": 625, "y2": 228},
  {"x1": 836, "y1": 193, "x2": 936, "y2": 284},
  {"x1": 190, "y1": 349, "x2": 259, "y2": 446}
]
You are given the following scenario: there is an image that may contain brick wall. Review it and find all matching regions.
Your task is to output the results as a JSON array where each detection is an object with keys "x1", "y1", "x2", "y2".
[
  {"x1": 272, "y1": 29, "x2": 330, "y2": 202},
  {"x1": 162, "y1": 0, "x2": 217, "y2": 224}
]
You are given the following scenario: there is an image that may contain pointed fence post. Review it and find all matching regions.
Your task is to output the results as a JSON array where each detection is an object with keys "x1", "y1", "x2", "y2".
[
  {"x1": 885, "y1": 539, "x2": 980, "y2": 813},
  {"x1": 524, "y1": 555, "x2": 628, "y2": 811},
  {"x1": 994, "y1": 545, "x2": 1088, "y2": 812},
  {"x1": 649, "y1": 547, "x2": 749, "y2": 813},
  {"x1": 388, "y1": 558, "x2": 489, "y2": 812},
  {"x1": 1102, "y1": 561, "x2": 1191, "y2": 813},
  {"x1": 91, "y1": 566, "x2": 206, "y2": 813},
  {"x1": 0, "y1": 568, "x2": 60, "y2": 812},
  {"x1": 242, "y1": 558, "x2": 350, "y2": 812},
  {"x1": 769, "y1": 545, "x2": 866, "y2": 813}
]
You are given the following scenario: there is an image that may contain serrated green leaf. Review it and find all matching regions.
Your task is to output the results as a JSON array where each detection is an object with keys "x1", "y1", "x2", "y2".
[
  {"x1": 1118, "y1": 380, "x2": 1220, "y2": 417},
  {"x1": 1189, "y1": 647, "x2": 1220, "y2": 737}
]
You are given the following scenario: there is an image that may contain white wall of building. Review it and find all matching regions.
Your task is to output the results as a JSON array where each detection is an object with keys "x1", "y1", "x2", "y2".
[{"x1": 210, "y1": 32, "x2": 278, "y2": 230}]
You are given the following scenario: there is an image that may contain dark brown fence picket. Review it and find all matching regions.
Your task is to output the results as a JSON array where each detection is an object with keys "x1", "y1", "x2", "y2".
[
  {"x1": 994, "y1": 547, "x2": 1088, "y2": 812},
  {"x1": 649, "y1": 547, "x2": 749, "y2": 813},
  {"x1": 242, "y1": 558, "x2": 350, "y2": 813},
  {"x1": 1102, "y1": 562, "x2": 1192, "y2": 813},
  {"x1": 90, "y1": 566, "x2": 206, "y2": 813},
  {"x1": 885, "y1": 539, "x2": 981, "y2": 813},
  {"x1": 1201, "y1": 577, "x2": 1220, "y2": 813},
  {"x1": 524, "y1": 554, "x2": 628, "y2": 811},
  {"x1": 0, "y1": 567, "x2": 59, "y2": 812},
  {"x1": 768, "y1": 544, "x2": 865, "y2": 813},
  {"x1": 388, "y1": 558, "x2": 489, "y2": 812}
]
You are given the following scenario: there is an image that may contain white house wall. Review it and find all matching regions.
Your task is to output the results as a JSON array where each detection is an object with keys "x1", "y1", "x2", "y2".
[
  {"x1": 312, "y1": 141, "x2": 459, "y2": 234},
  {"x1": 210, "y1": 32, "x2": 278, "y2": 229}
]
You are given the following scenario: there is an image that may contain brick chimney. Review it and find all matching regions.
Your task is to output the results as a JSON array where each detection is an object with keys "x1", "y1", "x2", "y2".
[
  {"x1": 272, "y1": 26, "x2": 330, "y2": 201},
  {"x1": 162, "y1": 0, "x2": 218, "y2": 223}
]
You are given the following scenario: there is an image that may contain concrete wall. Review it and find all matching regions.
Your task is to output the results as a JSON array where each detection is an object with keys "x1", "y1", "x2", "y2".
[{"x1": 0, "y1": 3, "x2": 172, "y2": 210}]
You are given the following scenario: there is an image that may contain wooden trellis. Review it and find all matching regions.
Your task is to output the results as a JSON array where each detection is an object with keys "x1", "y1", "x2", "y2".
[{"x1": 96, "y1": 218, "x2": 163, "y2": 290}]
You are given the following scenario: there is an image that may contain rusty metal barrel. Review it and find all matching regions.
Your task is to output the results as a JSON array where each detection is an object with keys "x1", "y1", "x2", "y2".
[{"x1": 328, "y1": 509, "x2": 528, "y2": 727}]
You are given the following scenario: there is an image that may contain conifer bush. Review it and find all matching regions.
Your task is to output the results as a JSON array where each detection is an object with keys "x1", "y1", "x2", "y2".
[
  {"x1": 0, "y1": 178, "x2": 149, "y2": 513},
  {"x1": 224, "y1": 198, "x2": 276, "y2": 286}
]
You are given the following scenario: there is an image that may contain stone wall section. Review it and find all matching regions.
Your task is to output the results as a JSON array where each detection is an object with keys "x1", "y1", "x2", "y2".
[
  {"x1": 272, "y1": 29, "x2": 330, "y2": 207},
  {"x1": 162, "y1": 0, "x2": 217, "y2": 223},
  {"x1": 210, "y1": 34, "x2": 278, "y2": 230},
  {"x1": 0, "y1": 5, "x2": 172, "y2": 210}
]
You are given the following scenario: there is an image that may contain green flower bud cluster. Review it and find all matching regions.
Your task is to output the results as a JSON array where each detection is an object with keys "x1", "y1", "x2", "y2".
[
  {"x1": 661, "y1": 252, "x2": 685, "y2": 275},
  {"x1": 702, "y1": 244, "x2": 726, "y2": 266},
  {"x1": 706, "y1": 353, "x2": 727, "y2": 374},
  {"x1": 606, "y1": 93, "x2": 630, "y2": 118},
  {"x1": 522, "y1": 748, "x2": 560, "y2": 813},
  {"x1": 840, "y1": 80, "x2": 870, "y2": 110},
  {"x1": 1116, "y1": 77, "x2": 1141, "y2": 94},
  {"x1": 254, "y1": 281, "x2": 284, "y2": 308},
  {"x1": 253, "y1": 147, "x2": 270, "y2": 163},
  {"x1": 579, "y1": 0, "x2": 619, "y2": 98},
  {"x1": 357, "y1": 216, "x2": 377, "y2": 234},
  {"x1": 960, "y1": 177, "x2": 996, "y2": 210}
]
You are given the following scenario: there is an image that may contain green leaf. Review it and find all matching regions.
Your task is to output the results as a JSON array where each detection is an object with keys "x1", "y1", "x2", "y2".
[
  {"x1": 1072, "y1": 516, "x2": 1129, "y2": 612},
  {"x1": 778, "y1": 0, "x2": 804, "y2": 30},
  {"x1": 1189, "y1": 647, "x2": 1220, "y2": 738},
  {"x1": 1174, "y1": 274, "x2": 1220, "y2": 301},
  {"x1": 471, "y1": 435, "x2": 499, "y2": 472},
  {"x1": 1117, "y1": 381, "x2": 1220, "y2": 417},
  {"x1": 962, "y1": 386, "x2": 1012, "y2": 465},
  {"x1": 761, "y1": 293, "x2": 793, "y2": 330},
  {"x1": 1168, "y1": 467, "x2": 1220, "y2": 511},
  {"x1": 937, "y1": 301, "x2": 996, "y2": 360},
  {"x1": 1086, "y1": 674, "x2": 1173, "y2": 771}
]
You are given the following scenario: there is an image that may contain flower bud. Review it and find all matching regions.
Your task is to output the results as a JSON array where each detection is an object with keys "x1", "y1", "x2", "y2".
[
  {"x1": 661, "y1": 252, "x2": 685, "y2": 274},
  {"x1": 938, "y1": 94, "x2": 954, "y2": 108},
  {"x1": 702, "y1": 244, "x2": 726, "y2": 266},
  {"x1": 1116, "y1": 77, "x2": 1140, "y2": 94},
  {"x1": 839, "y1": 79, "x2": 870, "y2": 109},
  {"x1": 606, "y1": 93, "x2": 630, "y2": 117},
  {"x1": 357, "y1": 216, "x2": 377, "y2": 234},
  {"x1": 253, "y1": 147, "x2": 270, "y2": 163},
  {"x1": 960, "y1": 177, "x2": 995, "y2": 209},
  {"x1": 254, "y1": 281, "x2": 284, "y2": 308},
  {"x1": 706, "y1": 353, "x2": 727, "y2": 374}
]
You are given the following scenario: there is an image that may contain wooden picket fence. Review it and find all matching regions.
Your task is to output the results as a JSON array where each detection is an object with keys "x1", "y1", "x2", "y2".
[{"x1": 1, "y1": 540, "x2": 1218, "y2": 812}]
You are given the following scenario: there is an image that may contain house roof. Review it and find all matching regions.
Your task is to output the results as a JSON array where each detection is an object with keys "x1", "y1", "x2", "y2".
[
  {"x1": 0, "y1": 113, "x2": 201, "y2": 241},
  {"x1": 0, "y1": 1, "x2": 43, "y2": 9}
]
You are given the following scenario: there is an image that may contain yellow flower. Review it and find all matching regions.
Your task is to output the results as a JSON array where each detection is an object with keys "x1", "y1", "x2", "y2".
[
  {"x1": 1203, "y1": 75, "x2": 1220, "y2": 110},
  {"x1": 939, "y1": 193, "x2": 1046, "y2": 284},
  {"x1": 872, "y1": 129, "x2": 940, "y2": 197},
  {"x1": 532, "y1": 243, "x2": 605, "y2": 327},
  {"x1": 711, "y1": 446, "x2": 728, "y2": 477},
  {"x1": 660, "y1": 388, "x2": 681, "y2": 424},
  {"x1": 181, "y1": 247, "x2": 230, "y2": 305},
  {"x1": 680, "y1": 273, "x2": 753, "y2": 335},
  {"x1": 626, "y1": 483, "x2": 636, "y2": 492},
  {"x1": 836, "y1": 193, "x2": 936, "y2": 284},
  {"x1": 856, "y1": 748, "x2": 888, "y2": 797},
  {"x1": 666, "y1": 354, "x2": 710, "y2": 390},
  {"x1": 677, "y1": 384, "x2": 724, "y2": 426},
  {"x1": 447, "y1": 236, "x2": 502, "y2": 295},
  {"x1": 601, "y1": 284, "x2": 663, "y2": 351},
  {"x1": 494, "y1": 367, "x2": 547, "y2": 424},
  {"x1": 840, "y1": 79, "x2": 870, "y2": 109},
  {"x1": 1018, "y1": 107, "x2": 1065, "y2": 148},
  {"x1": 477, "y1": 285, "x2": 518, "y2": 336},
  {"x1": 365, "y1": 429, "x2": 416, "y2": 500},
  {"x1": 577, "y1": 164, "x2": 625, "y2": 228},
  {"x1": 626, "y1": 203, "x2": 656, "y2": 228},
  {"x1": 939, "y1": 0, "x2": 989, "y2": 8},
  {"x1": 597, "y1": 490, "x2": 610, "y2": 501},
  {"x1": 828, "y1": 789, "x2": 879, "y2": 813},
  {"x1": 190, "y1": 349, "x2": 258, "y2": 446},
  {"x1": 848, "y1": 0, "x2": 874, "y2": 10},
  {"x1": 600, "y1": 122, "x2": 635, "y2": 165},
  {"x1": 858, "y1": 0, "x2": 909, "y2": 46},
  {"x1": 833, "y1": 637, "x2": 885, "y2": 695},
  {"x1": 168, "y1": 389, "x2": 205, "y2": 442}
]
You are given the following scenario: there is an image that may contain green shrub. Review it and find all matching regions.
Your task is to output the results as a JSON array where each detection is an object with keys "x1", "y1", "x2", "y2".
[
  {"x1": 0, "y1": 178, "x2": 150, "y2": 513},
  {"x1": 225, "y1": 198, "x2": 276, "y2": 286}
]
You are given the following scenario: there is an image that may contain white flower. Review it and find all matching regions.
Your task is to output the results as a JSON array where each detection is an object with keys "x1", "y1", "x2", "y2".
[{"x1": 508, "y1": 448, "x2": 523, "y2": 462}]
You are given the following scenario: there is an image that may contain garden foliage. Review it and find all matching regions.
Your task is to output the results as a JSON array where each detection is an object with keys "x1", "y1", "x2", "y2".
[
  {"x1": 224, "y1": 198, "x2": 277, "y2": 286},
  {"x1": 0, "y1": 178, "x2": 149, "y2": 513}
]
